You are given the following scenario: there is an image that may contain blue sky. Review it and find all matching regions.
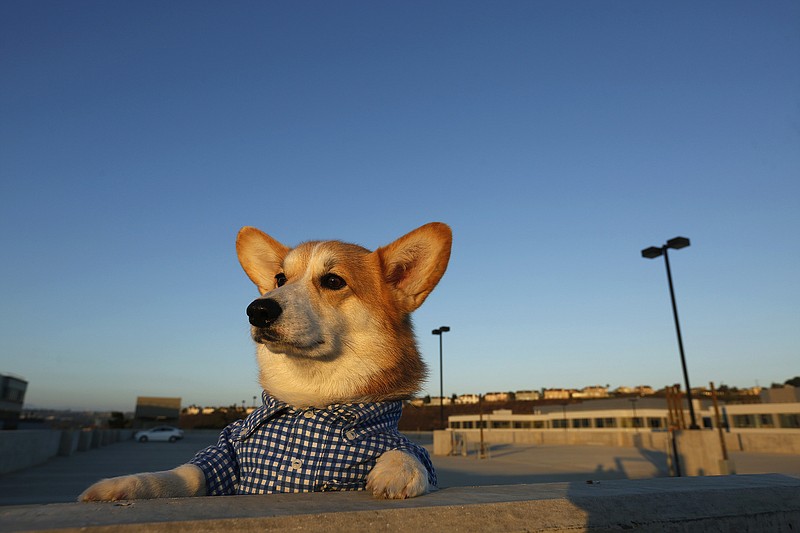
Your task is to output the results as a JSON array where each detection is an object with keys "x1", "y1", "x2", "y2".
[{"x1": 1, "y1": 1, "x2": 798, "y2": 412}]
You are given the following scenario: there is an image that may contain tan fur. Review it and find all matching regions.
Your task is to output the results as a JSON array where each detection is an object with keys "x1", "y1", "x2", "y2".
[
  {"x1": 237, "y1": 222, "x2": 452, "y2": 407},
  {"x1": 79, "y1": 464, "x2": 206, "y2": 501},
  {"x1": 80, "y1": 223, "x2": 451, "y2": 502}
]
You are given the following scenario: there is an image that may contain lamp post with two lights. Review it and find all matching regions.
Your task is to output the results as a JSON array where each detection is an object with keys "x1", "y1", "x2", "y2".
[
  {"x1": 641, "y1": 237, "x2": 700, "y2": 430},
  {"x1": 431, "y1": 326, "x2": 450, "y2": 429}
]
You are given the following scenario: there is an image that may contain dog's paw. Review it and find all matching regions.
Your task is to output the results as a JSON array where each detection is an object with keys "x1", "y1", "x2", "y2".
[
  {"x1": 366, "y1": 449, "x2": 429, "y2": 499},
  {"x1": 79, "y1": 475, "x2": 147, "y2": 502},
  {"x1": 79, "y1": 465, "x2": 206, "y2": 502}
]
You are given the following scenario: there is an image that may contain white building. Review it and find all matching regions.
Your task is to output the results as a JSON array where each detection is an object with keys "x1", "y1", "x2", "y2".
[
  {"x1": 448, "y1": 398, "x2": 800, "y2": 431},
  {"x1": 515, "y1": 390, "x2": 541, "y2": 401},
  {"x1": 456, "y1": 394, "x2": 481, "y2": 404}
]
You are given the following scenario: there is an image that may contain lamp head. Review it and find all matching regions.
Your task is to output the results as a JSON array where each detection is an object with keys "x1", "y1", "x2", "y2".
[
  {"x1": 641, "y1": 246, "x2": 663, "y2": 259},
  {"x1": 667, "y1": 237, "x2": 690, "y2": 250}
]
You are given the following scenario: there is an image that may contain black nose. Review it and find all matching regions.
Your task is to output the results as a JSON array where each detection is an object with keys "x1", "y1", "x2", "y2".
[{"x1": 246, "y1": 298, "x2": 282, "y2": 328}]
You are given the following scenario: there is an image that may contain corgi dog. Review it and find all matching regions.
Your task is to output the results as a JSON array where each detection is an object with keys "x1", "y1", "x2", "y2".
[{"x1": 80, "y1": 222, "x2": 452, "y2": 501}]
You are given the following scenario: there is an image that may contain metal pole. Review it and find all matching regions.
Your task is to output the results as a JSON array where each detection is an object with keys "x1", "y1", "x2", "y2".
[
  {"x1": 438, "y1": 332, "x2": 444, "y2": 429},
  {"x1": 479, "y1": 394, "x2": 486, "y2": 459},
  {"x1": 662, "y1": 247, "x2": 700, "y2": 429}
]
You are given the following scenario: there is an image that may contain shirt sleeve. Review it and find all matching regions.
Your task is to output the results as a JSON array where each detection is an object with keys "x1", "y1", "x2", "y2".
[
  {"x1": 188, "y1": 420, "x2": 243, "y2": 495},
  {"x1": 390, "y1": 434, "x2": 438, "y2": 488}
]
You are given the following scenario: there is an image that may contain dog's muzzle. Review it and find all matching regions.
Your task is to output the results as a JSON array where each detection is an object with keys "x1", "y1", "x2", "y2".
[{"x1": 247, "y1": 298, "x2": 283, "y2": 328}]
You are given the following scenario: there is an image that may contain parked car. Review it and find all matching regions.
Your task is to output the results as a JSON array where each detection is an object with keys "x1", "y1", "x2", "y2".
[{"x1": 134, "y1": 426, "x2": 184, "y2": 443}]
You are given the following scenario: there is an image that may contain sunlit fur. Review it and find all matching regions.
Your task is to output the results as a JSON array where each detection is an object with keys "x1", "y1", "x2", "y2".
[{"x1": 236, "y1": 223, "x2": 452, "y2": 408}]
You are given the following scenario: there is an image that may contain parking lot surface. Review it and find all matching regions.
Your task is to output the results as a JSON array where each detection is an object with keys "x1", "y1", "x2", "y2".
[{"x1": 1, "y1": 431, "x2": 798, "y2": 505}]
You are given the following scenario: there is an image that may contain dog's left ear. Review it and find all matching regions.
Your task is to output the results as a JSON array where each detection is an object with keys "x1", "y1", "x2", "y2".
[
  {"x1": 236, "y1": 227, "x2": 290, "y2": 294},
  {"x1": 376, "y1": 222, "x2": 452, "y2": 313}
]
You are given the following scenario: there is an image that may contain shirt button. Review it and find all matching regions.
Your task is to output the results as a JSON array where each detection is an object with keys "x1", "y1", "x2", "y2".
[
  {"x1": 345, "y1": 430, "x2": 356, "y2": 440},
  {"x1": 291, "y1": 459, "x2": 302, "y2": 470},
  {"x1": 304, "y1": 410, "x2": 314, "y2": 419}
]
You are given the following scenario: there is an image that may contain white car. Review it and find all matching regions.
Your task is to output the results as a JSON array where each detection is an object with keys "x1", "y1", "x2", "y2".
[{"x1": 134, "y1": 426, "x2": 184, "y2": 443}]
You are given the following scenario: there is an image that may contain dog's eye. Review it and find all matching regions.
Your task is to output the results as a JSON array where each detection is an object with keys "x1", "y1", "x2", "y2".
[
  {"x1": 321, "y1": 274, "x2": 346, "y2": 291},
  {"x1": 275, "y1": 273, "x2": 287, "y2": 287}
]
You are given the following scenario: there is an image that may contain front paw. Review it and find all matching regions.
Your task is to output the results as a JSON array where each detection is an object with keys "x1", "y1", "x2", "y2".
[
  {"x1": 79, "y1": 475, "x2": 146, "y2": 502},
  {"x1": 366, "y1": 450, "x2": 429, "y2": 499}
]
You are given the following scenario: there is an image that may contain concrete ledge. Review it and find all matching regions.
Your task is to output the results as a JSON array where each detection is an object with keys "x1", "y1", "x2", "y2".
[{"x1": 1, "y1": 474, "x2": 798, "y2": 532}]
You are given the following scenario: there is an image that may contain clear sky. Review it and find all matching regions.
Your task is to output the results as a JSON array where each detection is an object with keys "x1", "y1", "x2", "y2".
[{"x1": 2, "y1": 1, "x2": 798, "y2": 412}]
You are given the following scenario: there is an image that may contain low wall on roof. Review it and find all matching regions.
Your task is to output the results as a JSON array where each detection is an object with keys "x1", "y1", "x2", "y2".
[
  {"x1": 0, "y1": 429, "x2": 133, "y2": 475},
  {"x1": 434, "y1": 428, "x2": 800, "y2": 455}
]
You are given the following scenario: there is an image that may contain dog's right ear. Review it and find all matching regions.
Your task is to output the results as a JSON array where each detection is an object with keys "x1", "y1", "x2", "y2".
[
  {"x1": 236, "y1": 227, "x2": 290, "y2": 294},
  {"x1": 376, "y1": 222, "x2": 452, "y2": 314}
]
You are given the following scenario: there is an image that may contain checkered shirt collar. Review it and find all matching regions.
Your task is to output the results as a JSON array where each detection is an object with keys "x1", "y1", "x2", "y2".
[{"x1": 239, "y1": 391, "x2": 403, "y2": 441}]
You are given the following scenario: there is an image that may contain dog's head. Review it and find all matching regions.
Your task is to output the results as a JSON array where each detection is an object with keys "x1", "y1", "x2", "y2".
[{"x1": 236, "y1": 222, "x2": 452, "y2": 407}]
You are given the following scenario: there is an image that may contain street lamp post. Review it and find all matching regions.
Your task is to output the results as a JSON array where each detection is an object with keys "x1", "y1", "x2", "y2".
[
  {"x1": 642, "y1": 237, "x2": 700, "y2": 429},
  {"x1": 432, "y1": 326, "x2": 450, "y2": 430}
]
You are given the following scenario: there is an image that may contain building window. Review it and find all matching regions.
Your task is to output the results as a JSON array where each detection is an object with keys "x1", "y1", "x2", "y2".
[
  {"x1": 571, "y1": 418, "x2": 591, "y2": 429},
  {"x1": 595, "y1": 418, "x2": 617, "y2": 428},
  {"x1": 758, "y1": 414, "x2": 775, "y2": 428},
  {"x1": 732, "y1": 415, "x2": 756, "y2": 428},
  {"x1": 779, "y1": 414, "x2": 800, "y2": 428},
  {"x1": 647, "y1": 418, "x2": 663, "y2": 429},
  {"x1": 552, "y1": 419, "x2": 567, "y2": 429}
]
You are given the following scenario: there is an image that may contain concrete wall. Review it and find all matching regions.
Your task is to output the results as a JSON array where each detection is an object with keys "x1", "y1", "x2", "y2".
[
  {"x1": 435, "y1": 428, "x2": 800, "y2": 456},
  {"x1": 1, "y1": 474, "x2": 798, "y2": 532},
  {"x1": 0, "y1": 429, "x2": 133, "y2": 475},
  {"x1": 725, "y1": 430, "x2": 800, "y2": 454},
  {"x1": 0, "y1": 430, "x2": 61, "y2": 475}
]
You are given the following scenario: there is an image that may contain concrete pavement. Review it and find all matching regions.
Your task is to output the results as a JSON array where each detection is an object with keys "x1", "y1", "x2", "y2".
[{"x1": 1, "y1": 430, "x2": 800, "y2": 506}]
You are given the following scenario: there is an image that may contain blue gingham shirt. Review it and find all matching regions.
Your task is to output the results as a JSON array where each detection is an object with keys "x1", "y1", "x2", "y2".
[{"x1": 188, "y1": 393, "x2": 436, "y2": 495}]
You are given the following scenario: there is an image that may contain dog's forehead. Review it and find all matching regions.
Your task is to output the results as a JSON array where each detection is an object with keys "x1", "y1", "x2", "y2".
[{"x1": 285, "y1": 240, "x2": 372, "y2": 273}]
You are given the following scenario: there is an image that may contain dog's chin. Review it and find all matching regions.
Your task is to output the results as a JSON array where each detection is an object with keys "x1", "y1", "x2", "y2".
[
  {"x1": 251, "y1": 328, "x2": 281, "y2": 345},
  {"x1": 252, "y1": 329, "x2": 332, "y2": 359}
]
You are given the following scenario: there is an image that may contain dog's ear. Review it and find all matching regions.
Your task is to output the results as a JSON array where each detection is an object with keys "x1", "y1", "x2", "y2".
[
  {"x1": 376, "y1": 222, "x2": 452, "y2": 313},
  {"x1": 236, "y1": 227, "x2": 290, "y2": 294}
]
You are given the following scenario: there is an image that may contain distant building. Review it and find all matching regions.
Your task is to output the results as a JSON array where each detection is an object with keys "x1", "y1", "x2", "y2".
[
  {"x1": 456, "y1": 394, "x2": 480, "y2": 405},
  {"x1": 0, "y1": 374, "x2": 27, "y2": 430},
  {"x1": 573, "y1": 386, "x2": 609, "y2": 399},
  {"x1": 542, "y1": 389, "x2": 573, "y2": 400},
  {"x1": 484, "y1": 392, "x2": 511, "y2": 402},
  {"x1": 761, "y1": 385, "x2": 800, "y2": 403},
  {"x1": 134, "y1": 397, "x2": 181, "y2": 429},
  {"x1": 428, "y1": 396, "x2": 452, "y2": 406},
  {"x1": 612, "y1": 385, "x2": 654, "y2": 396},
  {"x1": 515, "y1": 390, "x2": 541, "y2": 401}
]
